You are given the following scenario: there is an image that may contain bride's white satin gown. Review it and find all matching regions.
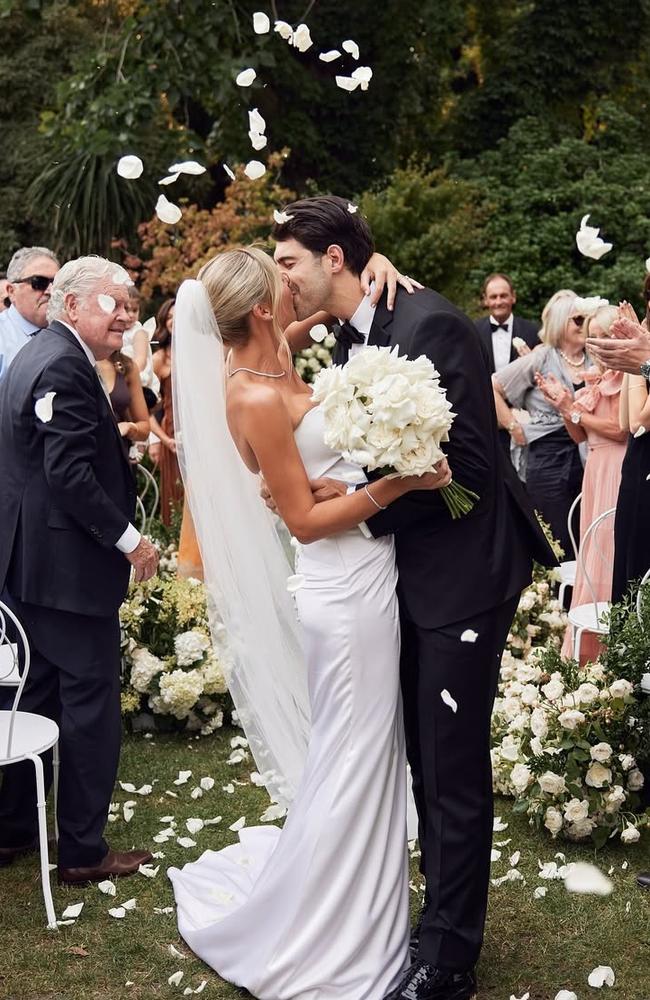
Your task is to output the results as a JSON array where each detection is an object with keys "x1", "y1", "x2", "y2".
[{"x1": 168, "y1": 406, "x2": 410, "y2": 999}]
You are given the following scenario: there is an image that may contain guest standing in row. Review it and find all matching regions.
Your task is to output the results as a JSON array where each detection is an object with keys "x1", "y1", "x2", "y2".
[
  {"x1": 150, "y1": 298, "x2": 182, "y2": 526},
  {"x1": 0, "y1": 247, "x2": 59, "y2": 379}
]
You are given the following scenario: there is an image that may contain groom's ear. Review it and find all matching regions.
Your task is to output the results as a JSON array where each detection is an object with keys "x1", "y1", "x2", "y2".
[{"x1": 325, "y1": 244, "x2": 346, "y2": 275}]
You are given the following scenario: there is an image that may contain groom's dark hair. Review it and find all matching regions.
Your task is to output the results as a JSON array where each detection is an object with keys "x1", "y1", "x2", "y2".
[{"x1": 271, "y1": 195, "x2": 374, "y2": 276}]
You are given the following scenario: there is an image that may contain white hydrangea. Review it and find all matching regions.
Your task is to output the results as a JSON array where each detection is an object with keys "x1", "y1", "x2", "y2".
[
  {"x1": 174, "y1": 630, "x2": 210, "y2": 666},
  {"x1": 158, "y1": 668, "x2": 205, "y2": 719},
  {"x1": 201, "y1": 656, "x2": 228, "y2": 695},
  {"x1": 130, "y1": 647, "x2": 166, "y2": 693}
]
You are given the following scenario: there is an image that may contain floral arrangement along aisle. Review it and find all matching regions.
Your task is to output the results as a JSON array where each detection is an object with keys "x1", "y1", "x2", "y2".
[
  {"x1": 493, "y1": 575, "x2": 650, "y2": 847},
  {"x1": 120, "y1": 565, "x2": 233, "y2": 736}
]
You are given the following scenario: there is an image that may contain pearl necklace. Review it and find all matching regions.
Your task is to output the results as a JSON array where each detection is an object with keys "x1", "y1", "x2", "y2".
[
  {"x1": 228, "y1": 365, "x2": 286, "y2": 378},
  {"x1": 558, "y1": 349, "x2": 586, "y2": 370}
]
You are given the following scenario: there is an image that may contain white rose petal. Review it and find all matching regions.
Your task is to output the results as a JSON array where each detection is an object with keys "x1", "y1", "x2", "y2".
[
  {"x1": 223, "y1": 164, "x2": 236, "y2": 181},
  {"x1": 534, "y1": 886, "x2": 547, "y2": 899},
  {"x1": 260, "y1": 803, "x2": 287, "y2": 822},
  {"x1": 61, "y1": 902, "x2": 84, "y2": 920},
  {"x1": 123, "y1": 804, "x2": 134, "y2": 823},
  {"x1": 229, "y1": 816, "x2": 246, "y2": 832},
  {"x1": 510, "y1": 851, "x2": 521, "y2": 867},
  {"x1": 98, "y1": 294, "x2": 116, "y2": 314},
  {"x1": 236, "y1": 68, "x2": 257, "y2": 87},
  {"x1": 634, "y1": 425, "x2": 646, "y2": 438},
  {"x1": 112, "y1": 269, "x2": 131, "y2": 285},
  {"x1": 168, "y1": 160, "x2": 206, "y2": 176},
  {"x1": 249, "y1": 108, "x2": 266, "y2": 134},
  {"x1": 117, "y1": 155, "x2": 144, "y2": 179},
  {"x1": 249, "y1": 131, "x2": 268, "y2": 150},
  {"x1": 309, "y1": 323, "x2": 328, "y2": 342},
  {"x1": 587, "y1": 965, "x2": 615, "y2": 988},
  {"x1": 154, "y1": 906, "x2": 174, "y2": 914},
  {"x1": 347, "y1": 203, "x2": 358, "y2": 214},
  {"x1": 576, "y1": 213, "x2": 613, "y2": 260},
  {"x1": 34, "y1": 391, "x2": 56, "y2": 423},
  {"x1": 186, "y1": 818, "x2": 204, "y2": 835},
  {"x1": 342, "y1": 39, "x2": 360, "y2": 59},
  {"x1": 122, "y1": 898, "x2": 136, "y2": 910},
  {"x1": 155, "y1": 194, "x2": 182, "y2": 225},
  {"x1": 199, "y1": 776, "x2": 215, "y2": 791},
  {"x1": 190, "y1": 787, "x2": 203, "y2": 799},
  {"x1": 319, "y1": 49, "x2": 341, "y2": 62},
  {"x1": 138, "y1": 864, "x2": 159, "y2": 878},
  {"x1": 440, "y1": 689, "x2": 458, "y2": 713},
  {"x1": 98, "y1": 879, "x2": 117, "y2": 896},
  {"x1": 174, "y1": 770, "x2": 192, "y2": 785},
  {"x1": 555, "y1": 993, "x2": 578, "y2": 1000},
  {"x1": 494, "y1": 817, "x2": 509, "y2": 832},
  {"x1": 510, "y1": 993, "x2": 529, "y2": 1000},
  {"x1": 564, "y1": 861, "x2": 613, "y2": 896},
  {"x1": 253, "y1": 11, "x2": 270, "y2": 33},
  {"x1": 287, "y1": 574, "x2": 305, "y2": 593},
  {"x1": 108, "y1": 906, "x2": 126, "y2": 919},
  {"x1": 335, "y1": 75, "x2": 361, "y2": 92},
  {"x1": 177, "y1": 837, "x2": 196, "y2": 848},
  {"x1": 244, "y1": 160, "x2": 266, "y2": 180},
  {"x1": 204, "y1": 815, "x2": 222, "y2": 826},
  {"x1": 491, "y1": 849, "x2": 502, "y2": 862},
  {"x1": 168, "y1": 971, "x2": 184, "y2": 987},
  {"x1": 351, "y1": 66, "x2": 373, "y2": 90},
  {"x1": 273, "y1": 209, "x2": 294, "y2": 225},
  {"x1": 274, "y1": 20, "x2": 293, "y2": 41},
  {"x1": 460, "y1": 629, "x2": 479, "y2": 643},
  {"x1": 169, "y1": 944, "x2": 185, "y2": 959},
  {"x1": 158, "y1": 174, "x2": 178, "y2": 186},
  {"x1": 292, "y1": 23, "x2": 313, "y2": 52}
]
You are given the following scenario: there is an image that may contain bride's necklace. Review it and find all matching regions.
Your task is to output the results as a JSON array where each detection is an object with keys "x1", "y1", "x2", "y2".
[
  {"x1": 558, "y1": 349, "x2": 586, "y2": 370},
  {"x1": 228, "y1": 365, "x2": 286, "y2": 379}
]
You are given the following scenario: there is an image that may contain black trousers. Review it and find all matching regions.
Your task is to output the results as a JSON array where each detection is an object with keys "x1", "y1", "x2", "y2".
[
  {"x1": 0, "y1": 593, "x2": 121, "y2": 867},
  {"x1": 526, "y1": 431, "x2": 583, "y2": 558},
  {"x1": 401, "y1": 594, "x2": 520, "y2": 971}
]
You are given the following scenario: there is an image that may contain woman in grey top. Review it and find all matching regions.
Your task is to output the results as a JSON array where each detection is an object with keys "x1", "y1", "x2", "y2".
[{"x1": 492, "y1": 290, "x2": 593, "y2": 556}]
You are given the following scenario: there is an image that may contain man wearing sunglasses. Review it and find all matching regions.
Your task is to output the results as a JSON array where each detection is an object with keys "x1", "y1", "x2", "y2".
[{"x1": 0, "y1": 247, "x2": 59, "y2": 379}]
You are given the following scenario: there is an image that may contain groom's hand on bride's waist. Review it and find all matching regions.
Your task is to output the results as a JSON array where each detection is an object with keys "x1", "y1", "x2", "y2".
[{"x1": 260, "y1": 475, "x2": 348, "y2": 512}]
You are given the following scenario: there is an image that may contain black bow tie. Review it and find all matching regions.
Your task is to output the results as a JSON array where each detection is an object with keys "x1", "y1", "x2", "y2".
[
  {"x1": 332, "y1": 320, "x2": 365, "y2": 350},
  {"x1": 490, "y1": 320, "x2": 509, "y2": 332}
]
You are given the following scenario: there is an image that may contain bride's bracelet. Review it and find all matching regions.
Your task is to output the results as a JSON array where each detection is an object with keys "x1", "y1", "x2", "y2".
[{"x1": 364, "y1": 484, "x2": 387, "y2": 511}]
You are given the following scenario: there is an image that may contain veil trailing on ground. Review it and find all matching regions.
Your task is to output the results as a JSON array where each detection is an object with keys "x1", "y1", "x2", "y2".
[{"x1": 172, "y1": 279, "x2": 310, "y2": 808}]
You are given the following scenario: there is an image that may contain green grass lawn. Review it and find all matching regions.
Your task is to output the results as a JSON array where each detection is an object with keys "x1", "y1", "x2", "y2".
[{"x1": 1, "y1": 727, "x2": 650, "y2": 1000}]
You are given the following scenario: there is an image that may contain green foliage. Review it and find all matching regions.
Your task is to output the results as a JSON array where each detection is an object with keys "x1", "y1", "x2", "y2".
[{"x1": 360, "y1": 163, "x2": 489, "y2": 313}]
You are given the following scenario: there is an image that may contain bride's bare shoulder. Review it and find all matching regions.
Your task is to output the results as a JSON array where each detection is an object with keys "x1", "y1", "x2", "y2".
[{"x1": 227, "y1": 381, "x2": 291, "y2": 431}]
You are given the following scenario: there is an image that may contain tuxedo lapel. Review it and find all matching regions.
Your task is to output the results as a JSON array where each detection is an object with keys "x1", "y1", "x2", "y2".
[{"x1": 368, "y1": 294, "x2": 393, "y2": 349}]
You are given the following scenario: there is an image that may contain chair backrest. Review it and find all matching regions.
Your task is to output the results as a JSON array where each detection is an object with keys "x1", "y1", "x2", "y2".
[
  {"x1": 135, "y1": 495, "x2": 147, "y2": 535},
  {"x1": 636, "y1": 567, "x2": 650, "y2": 628},
  {"x1": 566, "y1": 491, "x2": 582, "y2": 563},
  {"x1": 577, "y1": 506, "x2": 617, "y2": 615},
  {"x1": 136, "y1": 464, "x2": 159, "y2": 528},
  {"x1": 0, "y1": 600, "x2": 30, "y2": 758}
]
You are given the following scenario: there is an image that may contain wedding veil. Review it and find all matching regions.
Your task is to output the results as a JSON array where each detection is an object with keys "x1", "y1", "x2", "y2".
[{"x1": 172, "y1": 279, "x2": 310, "y2": 808}]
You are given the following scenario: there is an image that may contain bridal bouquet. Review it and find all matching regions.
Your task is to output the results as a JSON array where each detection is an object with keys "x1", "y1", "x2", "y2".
[{"x1": 311, "y1": 345, "x2": 478, "y2": 518}]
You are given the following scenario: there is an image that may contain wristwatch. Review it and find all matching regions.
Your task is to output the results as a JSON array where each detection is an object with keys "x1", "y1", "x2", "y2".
[
  {"x1": 640, "y1": 359, "x2": 650, "y2": 380},
  {"x1": 570, "y1": 411, "x2": 582, "y2": 425}
]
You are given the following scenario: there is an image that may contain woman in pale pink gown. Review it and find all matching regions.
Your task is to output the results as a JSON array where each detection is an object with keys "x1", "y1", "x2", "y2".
[{"x1": 536, "y1": 305, "x2": 627, "y2": 662}]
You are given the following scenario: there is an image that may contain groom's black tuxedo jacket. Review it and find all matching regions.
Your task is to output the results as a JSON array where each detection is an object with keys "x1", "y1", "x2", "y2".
[
  {"x1": 0, "y1": 321, "x2": 136, "y2": 617},
  {"x1": 474, "y1": 314, "x2": 541, "y2": 374},
  {"x1": 333, "y1": 288, "x2": 555, "y2": 630}
]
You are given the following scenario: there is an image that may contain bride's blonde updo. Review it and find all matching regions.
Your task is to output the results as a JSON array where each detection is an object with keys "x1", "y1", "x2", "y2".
[{"x1": 198, "y1": 245, "x2": 284, "y2": 348}]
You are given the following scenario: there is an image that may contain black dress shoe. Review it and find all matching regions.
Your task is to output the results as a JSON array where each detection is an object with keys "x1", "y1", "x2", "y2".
[
  {"x1": 0, "y1": 839, "x2": 38, "y2": 867},
  {"x1": 385, "y1": 961, "x2": 477, "y2": 1000},
  {"x1": 636, "y1": 871, "x2": 650, "y2": 888}
]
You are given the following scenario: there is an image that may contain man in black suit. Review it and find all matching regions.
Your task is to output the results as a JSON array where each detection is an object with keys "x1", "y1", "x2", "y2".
[
  {"x1": 475, "y1": 274, "x2": 540, "y2": 462},
  {"x1": 0, "y1": 256, "x2": 159, "y2": 884},
  {"x1": 272, "y1": 199, "x2": 555, "y2": 1000}
]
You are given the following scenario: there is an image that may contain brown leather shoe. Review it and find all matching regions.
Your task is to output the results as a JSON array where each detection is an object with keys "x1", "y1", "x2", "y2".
[
  {"x1": 58, "y1": 848, "x2": 153, "y2": 885},
  {"x1": 0, "y1": 840, "x2": 38, "y2": 867}
]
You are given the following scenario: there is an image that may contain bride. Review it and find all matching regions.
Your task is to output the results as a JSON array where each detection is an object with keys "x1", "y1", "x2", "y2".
[{"x1": 168, "y1": 246, "x2": 451, "y2": 1000}]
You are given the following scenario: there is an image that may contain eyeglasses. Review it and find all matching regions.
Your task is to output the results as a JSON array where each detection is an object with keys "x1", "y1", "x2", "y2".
[
  {"x1": 13, "y1": 275, "x2": 55, "y2": 292},
  {"x1": 571, "y1": 315, "x2": 585, "y2": 328}
]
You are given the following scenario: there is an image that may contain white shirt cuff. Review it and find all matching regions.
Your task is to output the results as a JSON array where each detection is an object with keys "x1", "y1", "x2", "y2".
[{"x1": 115, "y1": 522, "x2": 141, "y2": 553}]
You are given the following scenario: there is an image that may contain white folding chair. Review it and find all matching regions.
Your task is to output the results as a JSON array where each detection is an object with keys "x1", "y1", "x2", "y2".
[
  {"x1": 558, "y1": 491, "x2": 581, "y2": 606},
  {"x1": 0, "y1": 601, "x2": 59, "y2": 929},
  {"x1": 136, "y1": 464, "x2": 159, "y2": 531},
  {"x1": 567, "y1": 507, "x2": 617, "y2": 661}
]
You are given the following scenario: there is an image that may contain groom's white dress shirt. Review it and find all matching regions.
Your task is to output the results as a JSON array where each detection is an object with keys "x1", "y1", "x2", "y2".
[{"x1": 347, "y1": 290, "x2": 377, "y2": 357}]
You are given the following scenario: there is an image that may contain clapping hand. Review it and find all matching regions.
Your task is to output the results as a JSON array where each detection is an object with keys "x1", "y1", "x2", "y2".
[
  {"x1": 534, "y1": 372, "x2": 572, "y2": 416},
  {"x1": 587, "y1": 301, "x2": 650, "y2": 374}
]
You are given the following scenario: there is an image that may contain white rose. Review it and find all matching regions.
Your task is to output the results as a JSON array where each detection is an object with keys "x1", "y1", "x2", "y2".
[
  {"x1": 563, "y1": 798, "x2": 589, "y2": 823},
  {"x1": 520, "y1": 683, "x2": 539, "y2": 707},
  {"x1": 510, "y1": 763, "x2": 533, "y2": 793},
  {"x1": 515, "y1": 662, "x2": 542, "y2": 684},
  {"x1": 499, "y1": 738, "x2": 521, "y2": 763},
  {"x1": 628, "y1": 768, "x2": 645, "y2": 791},
  {"x1": 585, "y1": 762, "x2": 612, "y2": 788},
  {"x1": 590, "y1": 742, "x2": 613, "y2": 763},
  {"x1": 544, "y1": 806, "x2": 564, "y2": 836},
  {"x1": 558, "y1": 709, "x2": 586, "y2": 730},
  {"x1": 508, "y1": 712, "x2": 531, "y2": 733},
  {"x1": 609, "y1": 678, "x2": 634, "y2": 699},
  {"x1": 530, "y1": 707, "x2": 549, "y2": 739},
  {"x1": 566, "y1": 817, "x2": 595, "y2": 841},
  {"x1": 605, "y1": 785, "x2": 626, "y2": 813},
  {"x1": 619, "y1": 753, "x2": 635, "y2": 771},
  {"x1": 503, "y1": 696, "x2": 522, "y2": 720},
  {"x1": 538, "y1": 771, "x2": 567, "y2": 795},
  {"x1": 575, "y1": 682, "x2": 600, "y2": 706},
  {"x1": 542, "y1": 678, "x2": 564, "y2": 702},
  {"x1": 530, "y1": 736, "x2": 544, "y2": 756},
  {"x1": 621, "y1": 825, "x2": 641, "y2": 843}
]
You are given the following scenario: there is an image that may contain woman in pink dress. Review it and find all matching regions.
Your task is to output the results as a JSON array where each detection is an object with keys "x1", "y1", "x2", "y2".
[{"x1": 536, "y1": 305, "x2": 627, "y2": 662}]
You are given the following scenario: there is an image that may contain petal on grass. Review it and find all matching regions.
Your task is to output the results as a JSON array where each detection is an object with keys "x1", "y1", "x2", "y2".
[
  {"x1": 274, "y1": 20, "x2": 293, "y2": 41},
  {"x1": 98, "y1": 880, "x2": 116, "y2": 896},
  {"x1": 587, "y1": 966, "x2": 615, "y2": 987},
  {"x1": 108, "y1": 907, "x2": 126, "y2": 919},
  {"x1": 168, "y1": 971, "x2": 184, "y2": 987},
  {"x1": 177, "y1": 837, "x2": 197, "y2": 848},
  {"x1": 199, "y1": 776, "x2": 215, "y2": 791},
  {"x1": 229, "y1": 816, "x2": 246, "y2": 832},
  {"x1": 174, "y1": 770, "x2": 192, "y2": 785},
  {"x1": 61, "y1": 902, "x2": 84, "y2": 920}
]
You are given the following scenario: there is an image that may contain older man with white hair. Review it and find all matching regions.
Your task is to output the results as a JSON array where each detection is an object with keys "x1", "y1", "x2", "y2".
[
  {"x1": 0, "y1": 255, "x2": 158, "y2": 884},
  {"x1": 0, "y1": 246, "x2": 60, "y2": 378}
]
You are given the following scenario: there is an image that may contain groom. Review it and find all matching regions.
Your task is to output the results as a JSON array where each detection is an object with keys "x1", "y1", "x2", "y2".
[{"x1": 273, "y1": 198, "x2": 555, "y2": 1000}]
